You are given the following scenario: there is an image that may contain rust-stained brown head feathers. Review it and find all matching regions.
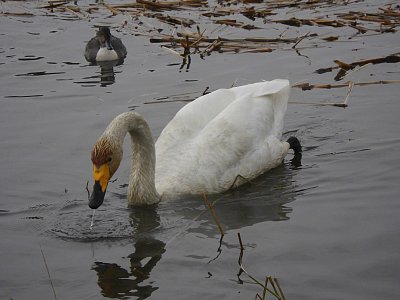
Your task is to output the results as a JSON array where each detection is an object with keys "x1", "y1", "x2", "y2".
[{"x1": 91, "y1": 138, "x2": 113, "y2": 167}]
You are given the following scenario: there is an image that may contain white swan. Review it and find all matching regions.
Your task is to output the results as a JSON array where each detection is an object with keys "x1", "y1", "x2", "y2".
[
  {"x1": 84, "y1": 26, "x2": 127, "y2": 63},
  {"x1": 89, "y1": 79, "x2": 301, "y2": 208}
]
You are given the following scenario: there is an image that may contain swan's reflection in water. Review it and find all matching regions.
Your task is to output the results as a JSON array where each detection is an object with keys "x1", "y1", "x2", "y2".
[
  {"x1": 91, "y1": 155, "x2": 302, "y2": 298},
  {"x1": 93, "y1": 207, "x2": 164, "y2": 299},
  {"x1": 93, "y1": 237, "x2": 165, "y2": 299}
]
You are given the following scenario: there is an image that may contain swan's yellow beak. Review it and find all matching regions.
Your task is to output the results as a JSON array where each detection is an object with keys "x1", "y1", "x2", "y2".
[
  {"x1": 93, "y1": 164, "x2": 110, "y2": 192},
  {"x1": 89, "y1": 164, "x2": 110, "y2": 209}
]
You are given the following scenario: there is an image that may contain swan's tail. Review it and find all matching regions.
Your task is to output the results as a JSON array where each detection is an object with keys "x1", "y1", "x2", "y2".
[{"x1": 287, "y1": 136, "x2": 302, "y2": 155}]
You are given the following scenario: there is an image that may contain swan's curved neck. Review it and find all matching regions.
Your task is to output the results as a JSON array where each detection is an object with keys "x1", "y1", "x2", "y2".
[{"x1": 104, "y1": 112, "x2": 160, "y2": 205}]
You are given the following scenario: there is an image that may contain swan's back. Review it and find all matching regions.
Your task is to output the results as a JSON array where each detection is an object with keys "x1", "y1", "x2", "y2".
[{"x1": 155, "y1": 79, "x2": 290, "y2": 196}]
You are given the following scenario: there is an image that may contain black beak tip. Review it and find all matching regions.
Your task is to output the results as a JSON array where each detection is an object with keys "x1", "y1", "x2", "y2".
[
  {"x1": 89, "y1": 199, "x2": 103, "y2": 209},
  {"x1": 88, "y1": 181, "x2": 105, "y2": 209}
]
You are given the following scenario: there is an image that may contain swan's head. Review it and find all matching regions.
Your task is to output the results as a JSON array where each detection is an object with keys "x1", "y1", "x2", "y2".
[
  {"x1": 97, "y1": 26, "x2": 113, "y2": 50},
  {"x1": 89, "y1": 137, "x2": 122, "y2": 209}
]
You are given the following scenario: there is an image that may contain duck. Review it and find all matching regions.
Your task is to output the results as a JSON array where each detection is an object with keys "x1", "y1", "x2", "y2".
[
  {"x1": 84, "y1": 26, "x2": 127, "y2": 63},
  {"x1": 89, "y1": 79, "x2": 302, "y2": 209}
]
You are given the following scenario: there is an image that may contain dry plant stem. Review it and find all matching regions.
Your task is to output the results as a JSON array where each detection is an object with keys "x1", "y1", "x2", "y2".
[
  {"x1": 289, "y1": 100, "x2": 348, "y2": 108},
  {"x1": 104, "y1": 3, "x2": 120, "y2": 15},
  {"x1": 203, "y1": 194, "x2": 224, "y2": 236},
  {"x1": 144, "y1": 98, "x2": 193, "y2": 104},
  {"x1": 292, "y1": 31, "x2": 310, "y2": 49},
  {"x1": 165, "y1": 193, "x2": 224, "y2": 246},
  {"x1": 295, "y1": 80, "x2": 353, "y2": 108},
  {"x1": 292, "y1": 79, "x2": 400, "y2": 90},
  {"x1": 237, "y1": 233, "x2": 281, "y2": 299},
  {"x1": 268, "y1": 276, "x2": 280, "y2": 299},
  {"x1": 341, "y1": 63, "x2": 372, "y2": 80},
  {"x1": 343, "y1": 81, "x2": 354, "y2": 106},
  {"x1": 63, "y1": 6, "x2": 87, "y2": 20},
  {"x1": 200, "y1": 40, "x2": 221, "y2": 57},
  {"x1": 229, "y1": 174, "x2": 251, "y2": 190},
  {"x1": 86, "y1": 180, "x2": 90, "y2": 199},
  {"x1": 161, "y1": 45, "x2": 182, "y2": 57},
  {"x1": 259, "y1": 276, "x2": 286, "y2": 300},
  {"x1": 261, "y1": 276, "x2": 269, "y2": 300},
  {"x1": 207, "y1": 234, "x2": 224, "y2": 264},
  {"x1": 40, "y1": 246, "x2": 58, "y2": 300},
  {"x1": 274, "y1": 278, "x2": 286, "y2": 300},
  {"x1": 316, "y1": 54, "x2": 400, "y2": 75}
]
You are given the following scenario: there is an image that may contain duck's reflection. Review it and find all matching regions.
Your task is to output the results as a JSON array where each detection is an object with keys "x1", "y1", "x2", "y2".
[
  {"x1": 93, "y1": 207, "x2": 164, "y2": 299},
  {"x1": 96, "y1": 60, "x2": 121, "y2": 87},
  {"x1": 79, "y1": 59, "x2": 124, "y2": 87}
]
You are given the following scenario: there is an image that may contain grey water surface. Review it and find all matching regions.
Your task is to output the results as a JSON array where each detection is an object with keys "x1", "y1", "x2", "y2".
[{"x1": 1, "y1": 1, "x2": 399, "y2": 299}]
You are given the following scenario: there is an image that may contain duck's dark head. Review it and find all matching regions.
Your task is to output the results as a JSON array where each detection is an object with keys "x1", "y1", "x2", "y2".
[{"x1": 97, "y1": 27, "x2": 113, "y2": 50}]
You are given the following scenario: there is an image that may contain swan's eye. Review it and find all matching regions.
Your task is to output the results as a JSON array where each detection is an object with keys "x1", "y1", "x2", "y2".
[{"x1": 107, "y1": 157, "x2": 112, "y2": 162}]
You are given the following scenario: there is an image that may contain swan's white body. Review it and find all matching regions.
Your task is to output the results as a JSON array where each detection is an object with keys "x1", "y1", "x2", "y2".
[
  {"x1": 90, "y1": 79, "x2": 292, "y2": 206},
  {"x1": 155, "y1": 79, "x2": 290, "y2": 195}
]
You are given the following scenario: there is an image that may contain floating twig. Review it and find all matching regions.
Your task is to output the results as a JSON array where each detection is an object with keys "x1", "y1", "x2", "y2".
[
  {"x1": 289, "y1": 101, "x2": 348, "y2": 108},
  {"x1": 315, "y1": 53, "x2": 400, "y2": 80},
  {"x1": 343, "y1": 81, "x2": 354, "y2": 106},
  {"x1": 161, "y1": 45, "x2": 182, "y2": 57},
  {"x1": 63, "y1": 6, "x2": 87, "y2": 20},
  {"x1": 293, "y1": 79, "x2": 400, "y2": 90},
  {"x1": 207, "y1": 234, "x2": 224, "y2": 264},
  {"x1": 292, "y1": 31, "x2": 310, "y2": 49},
  {"x1": 340, "y1": 63, "x2": 372, "y2": 80},
  {"x1": 103, "y1": 3, "x2": 120, "y2": 15}
]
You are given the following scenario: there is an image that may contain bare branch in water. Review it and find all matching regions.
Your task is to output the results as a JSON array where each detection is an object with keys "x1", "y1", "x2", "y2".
[
  {"x1": 236, "y1": 233, "x2": 284, "y2": 299},
  {"x1": 203, "y1": 194, "x2": 224, "y2": 236},
  {"x1": 293, "y1": 79, "x2": 400, "y2": 91}
]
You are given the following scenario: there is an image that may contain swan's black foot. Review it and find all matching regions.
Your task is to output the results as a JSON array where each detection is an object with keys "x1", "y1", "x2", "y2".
[{"x1": 287, "y1": 136, "x2": 302, "y2": 155}]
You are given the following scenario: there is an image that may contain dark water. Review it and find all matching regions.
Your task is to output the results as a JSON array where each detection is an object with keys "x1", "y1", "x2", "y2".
[{"x1": 1, "y1": 1, "x2": 400, "y2": 299}]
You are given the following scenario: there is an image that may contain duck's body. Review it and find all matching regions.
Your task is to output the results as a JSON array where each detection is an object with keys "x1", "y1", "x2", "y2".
[
  {"x1": 84, "y1": 26, "x2": 127, "y2": 63},
  {"x1": 89, "y1": 79, "x2": 301, "y2": 208}
]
